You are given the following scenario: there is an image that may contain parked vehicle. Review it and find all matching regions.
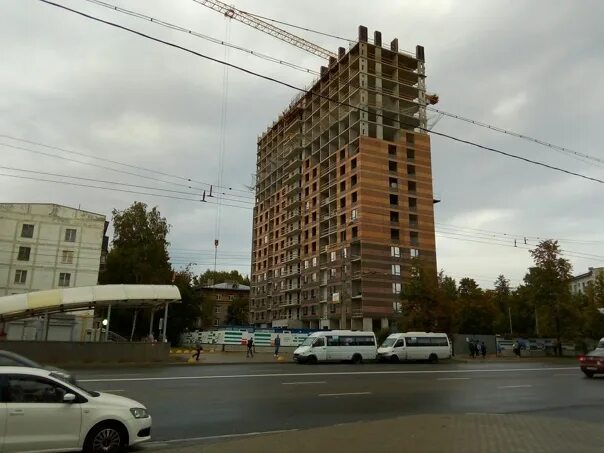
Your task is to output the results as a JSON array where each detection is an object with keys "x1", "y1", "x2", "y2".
[
  {"x1": 293, "y1": 330, "x2": 377, "y2": 364},
  {"x1": 0, "y1": 349, "x2": 76, "y2": 384},
  {"x1": 578, "y1": 337, "x2": 604, "y2": 378},
  {"x1": 0, "y1": 366, "x2": 151, "y2": 452},
  {"x1": 377, "y1": 332, "x2": 451, "y2": 363}
]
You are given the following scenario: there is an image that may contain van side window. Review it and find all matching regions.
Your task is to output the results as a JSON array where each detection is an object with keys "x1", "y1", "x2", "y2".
[
  {"x1": 431, "y1": 337, "x2": 449, "y2": 346},
  {"x1": 405, "y1": 337, "x2": 417, "y2": 346},
  {"x1": 394, "y1": 339, "x2": 405, "y2": 348},
  {"x1": 314, "y1": 337, "x2": 325, "y2": 347}
]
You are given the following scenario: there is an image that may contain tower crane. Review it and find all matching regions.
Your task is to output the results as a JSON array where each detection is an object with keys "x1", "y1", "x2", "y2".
[{"x1": 192, "y1": 0, "x2": 336, "y2": 61}]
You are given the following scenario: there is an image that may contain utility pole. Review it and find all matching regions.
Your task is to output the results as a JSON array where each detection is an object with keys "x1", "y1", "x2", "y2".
[
  {"x1": 339, "y1": 249, "x2": 349, "y2": 330},
  {"x1": 508, "y1": 306, "x2": 513, "y2": 334}
]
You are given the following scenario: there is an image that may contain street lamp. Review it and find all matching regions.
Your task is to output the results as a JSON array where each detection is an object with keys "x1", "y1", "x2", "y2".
[{"x1": 101, "y1": 319, "x2": 108, "y2": 326}]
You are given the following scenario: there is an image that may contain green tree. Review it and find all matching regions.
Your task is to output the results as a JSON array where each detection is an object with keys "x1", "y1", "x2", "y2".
[
  {"x1": 593, "y1": 272, "x2": 604, "y2": 307},
  {"x1": 456, "y1": 279, "x2": 498, "y2": 334},
  {"x1": 225, "y1": 296, "x2": 249, "y2": 325},
  {"x1": 194, "y1": 269, "x2": 250, "y2": 287},
  {"x1": 524, "y1": 240, "x2": 573, "y2": 355},
  {"x1": 438, "y1": 271, "x2": 457, "y2": 301},
  {"x1": 492, "y1": 275, "x2": 512, "y2": 334},
  {"x1": 100, "y1": 202, "x2": 172, "y2": 338},
  {"x1": 166, "y1": 267, "x2": 203, "y2": 343},
  {"x1": 101, "y1": 202, "x2": 171, "y2": 285}
]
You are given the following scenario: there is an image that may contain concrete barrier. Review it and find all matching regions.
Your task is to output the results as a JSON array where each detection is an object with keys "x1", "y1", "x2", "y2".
[{"x1": 0, "y1": 341, "x2": 171, "y2": 365}]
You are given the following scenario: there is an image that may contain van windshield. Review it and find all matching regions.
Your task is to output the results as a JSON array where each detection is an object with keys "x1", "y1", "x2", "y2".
[
  {"x1": 300, "y1": 337, "x2": 315, "y2": 347},
  {"x1": 381, "y1": 338, "x2": 396, "y2": 348}
]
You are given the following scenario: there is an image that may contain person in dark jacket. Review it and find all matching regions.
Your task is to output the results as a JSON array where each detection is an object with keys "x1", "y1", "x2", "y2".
[
  {"x1": 274, "y1": 335, "x2": 281, "y2": 357},
  {"x1": 481, "y1": 341, "x2": 487, "y2": 359},
  {"x1": 246, "y1": 337, "x2": 254, "y2": 358},
  {"x1": 192, "y1": 343, "x2": 203, "y2": 361}
]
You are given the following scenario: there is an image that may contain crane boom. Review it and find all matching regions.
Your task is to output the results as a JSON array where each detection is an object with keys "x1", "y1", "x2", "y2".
[{"x1": 192, "y1": 0, "x2": 336, "y2": 61}]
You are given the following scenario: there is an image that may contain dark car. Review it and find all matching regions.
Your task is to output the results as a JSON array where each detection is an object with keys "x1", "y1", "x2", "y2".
[
  {"x1": 578, "y1": 338, "x2": 604, "y2": 378},
  {"x1": 0, "y1": 349, "x2": 76, "y2": 384}
]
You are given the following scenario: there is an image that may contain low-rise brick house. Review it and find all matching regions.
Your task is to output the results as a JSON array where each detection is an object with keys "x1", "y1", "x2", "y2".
[{"x1": 197, "y1": 282, "x2": 250, "y2": 327}]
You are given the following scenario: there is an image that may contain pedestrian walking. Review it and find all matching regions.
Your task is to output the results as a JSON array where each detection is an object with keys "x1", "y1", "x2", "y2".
[
  {"x1": 246, "y1": 337, "x2": 254, "y2": 358},
  {"x1": 469, "y1": 341, "x2": 476, "y2": 358},
  {"x1": 475, "y1": 341, "x2": 481, "y2": 357},
  {"x1": 496, "y1": 342, "x2": 502, "y2": 357},
  {"x1": 192, "y1": 343, "x2": 203, "y2": 361},
  {"x1": 512, "y1": 341, "x2": 520, "y2": 357},
  {"x1": 481, "y1": 341, "x2": 487, "y2": 359},
  {"x1": 274, "y1": 334, "x2": 281, "y2": 357}
]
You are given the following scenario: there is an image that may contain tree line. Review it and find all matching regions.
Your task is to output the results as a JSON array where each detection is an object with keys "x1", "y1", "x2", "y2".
[{"x1": 400, "y1": 240, "x2": 604, "y2": 354}]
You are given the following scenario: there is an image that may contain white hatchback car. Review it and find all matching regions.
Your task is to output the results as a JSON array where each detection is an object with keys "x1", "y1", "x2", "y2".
[{"x1": 0, "y1": 367, "x2": 151, "y2": 452}]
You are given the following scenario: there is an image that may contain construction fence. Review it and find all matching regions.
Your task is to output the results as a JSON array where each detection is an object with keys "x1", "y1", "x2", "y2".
[{"x1": 180, "y1": 328, "x2": 312, "y2": 348}]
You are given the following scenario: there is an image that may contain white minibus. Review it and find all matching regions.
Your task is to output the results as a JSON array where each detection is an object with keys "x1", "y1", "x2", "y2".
[
  {"x1": 377, "y1": 332, "x2": 451, "y2": 363},
  {"x1": 293, "y1": 330, "x2": 377, "y2": 364}
]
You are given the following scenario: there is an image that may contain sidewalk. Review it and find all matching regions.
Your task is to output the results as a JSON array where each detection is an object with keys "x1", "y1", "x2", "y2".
[
  {"x1": 170, "y1": 350, "x2": 294, "y2": 365},
  {"x1": 451, "y1": 354, "x2": 577, "y2": 364},
  {"x1": 152, "y1": 413, "x2": 604, "y2": 453}
]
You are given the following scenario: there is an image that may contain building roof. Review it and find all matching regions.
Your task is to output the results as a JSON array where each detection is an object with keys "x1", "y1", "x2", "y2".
[
  {"x1": 571, "y1": 267, "x2": 604, "y2": 282},
  {"x1": 0, "y1": 202, "x2": 105, "y2": 218},
  {"x1": 204, "y1": 282, "x2": 250, "y2": 291},
  {"x1": 0, "y1": 284, "x2": 181, "y2": 322}
]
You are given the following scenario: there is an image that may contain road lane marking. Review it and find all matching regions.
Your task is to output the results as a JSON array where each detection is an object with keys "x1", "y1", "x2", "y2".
[
  {"x1": 319, "y1": 392, "x2": 371, "y2": 397},
  {"x1": 78, "y1": 366, "x2": 576, "y2": 383},
  {"x1": 149, "y1": 428, "x2": 298, "y2": 444},
  {"x1": 498, "y1": 384, "x2": 533, "y2": 389},
  {"x1": 552, "y1": 373, "x2": 577, "y2": 376},
  {"x1": 437, "y1": 377, "x2": 471, "y2": 381},
  {"x1": 282, "y1": 381, "x2": 327, "y2": 385}
]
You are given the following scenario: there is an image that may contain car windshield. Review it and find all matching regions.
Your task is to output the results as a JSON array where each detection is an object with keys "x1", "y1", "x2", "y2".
[
  {"x1": 50, "y1": 372, "x2": 99, "y2": 398},
  {"x1": 300, "y1": 337, "x2": 316, "y2": 347},
  {"x1": 598, "y1": 340, "x2": 604, "y2": 349},
  {"x1": 380, "y1": 338, "x2": 397, "y2": 348}
]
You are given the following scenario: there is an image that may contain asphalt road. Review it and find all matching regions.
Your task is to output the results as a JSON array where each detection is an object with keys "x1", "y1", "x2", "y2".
[{"x1": 71, "y1": 361, "x2": 603, "y2": 449}]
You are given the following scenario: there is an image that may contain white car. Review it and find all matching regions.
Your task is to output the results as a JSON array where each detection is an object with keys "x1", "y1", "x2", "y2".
[{"x1": 0, "y1": 367, "x2": 151, "y2": 452}]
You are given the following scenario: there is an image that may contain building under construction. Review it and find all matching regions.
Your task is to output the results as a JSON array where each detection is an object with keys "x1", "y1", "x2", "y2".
[{"x1": 250, "y1": 26, "x2": 437, "y2": 331}]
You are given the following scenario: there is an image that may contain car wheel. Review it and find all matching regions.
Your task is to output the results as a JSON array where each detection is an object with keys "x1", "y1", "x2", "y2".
[
  {"x1": 428, "y1": 353, "x2": 438, "y2": 364},
  {"x1": 84, "y1": 422, "x2": 127, "y2": 453},
  {"x1": 582, "y1": 370, "x2": 594, "y2": 378},
  {"x1": 307, "y1": 355, "x2": 318, "y2": 365},
  {"x1": 390, "y1": 355, "x2": 399, "y2": 363},
  {"x1": 351, "y1": 354, "x2": 362, "y2": 364}
]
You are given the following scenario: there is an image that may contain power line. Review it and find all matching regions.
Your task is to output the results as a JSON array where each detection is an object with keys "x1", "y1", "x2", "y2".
[
  {"x1": 427, "y1": 107, "x2": 604, "y2": 167},
  {"x1": 0, "y1": 141, "x2": 254, "y2": 204},
  {"x1": 37, "y1": 0, "x2": 604, "y2": 187},
  {"x1": 82, "y1": 0, "x2": 320, "y2": 76},
  {"x1": 0, "y1": 171, "x2": 253, "y2": 209}
]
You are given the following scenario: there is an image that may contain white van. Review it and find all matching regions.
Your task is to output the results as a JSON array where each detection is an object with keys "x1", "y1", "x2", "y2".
[
  {"x1": 293, "y1": 330, "x2": 377, "y2": 364},
  {"x1": 377, "y1": 332, "x2": 451, "y2": 363}
]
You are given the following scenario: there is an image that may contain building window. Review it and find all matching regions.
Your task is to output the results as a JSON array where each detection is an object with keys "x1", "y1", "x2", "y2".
[
  {"x1": 213, "y1": 319, "x2": 219, "y2": 327},
  {"x1": 304, "y1": 260, "x2": 309, "y2": 269},
  {"x1": 17, "y1": 246, "x2": 31, "y2": 261},
  {"x1": 351, "y1": 174, "x2": 357, "y2": 186},
  {"x1": 390, "y1": 194, "x2": 398, "y2": 206},
  {"x1": 61, "y1": 250, "x2": 74, "y2": 264},
  {"x1": 340, "y1": 149, "x2": 346, "y2": 159},
  {"x1": 58, "y1": 273, "x2": 71, "y2": 287},
  {"x1": 406, "y1": 133, "x2": 415, "y2": 145},
  {"x1": 330, "y1": 251, "x2": 337, "y2": 262},
  {"x1": 410, "y1": 248, "x2": 419, "y2": 258},
  {"x1": 409, "y1": 214, "x2": 418, "y2": 228},
  {"x1": 351, "y1": 209, "x2": 358, "y2": 221},
  {"x1": 388, "y1": 144, "x2": 397, "y2": 156},
  {"x1": 215, "y1": 306, "x2": 220, "y2": 314},
  {"x1": 389, "y1": 177, "x2": 398, "y2": 190},
  {"x1": 312, "y1": 273, "x2": 318, "y2": 282},
  {"x1": 21, "y1": 224, "x2": 34, "y2": 238},
  {"x1": 352, "y1": 226, "x2": 358, "y2": 239},
  {"x1": 388, "y1": 161, "x2": 397, "y2": 172},
  {"x1": 64, "y1": 228, "x2": 77, "y2": 242},
  {"x1": 340, "y1": 165, "x2": 346, "y2": 176},
  {"x1": 407, "y1": 148, "x2": 415, "y2": 160},
  {"x1": 340, "y1": 231, "x2": 346, "y2": 241},
  {"x1": 14, "y1": 270, "x2": 27, "y2": 284},
  {"x1": 330, "y1": 268, "x2": 337, "y2": 279},
  {"x1": 391, "y1": 229, "x2": 400, "y2": 241},
  {"x1": 313, "y1": 168, "x2": 317, "y2": 177},
  {"x1": 312, "y1": 257, "x2": 317, "y2": 267},
  {"x1": 392, "y1": 264, "x2": 401, "y2": 276},
  {"x1": 407, "y1": 164, "x2": 416, "y2": 176},
  {"x1": 340, "y1": 181, "x2": 346, "y2": 191},
  {"x1": 340, "y1": 197, "x2": 346, "y2": 208},
  {"x1": 390, "y1": 211, "x2": 399, "y2": 223},
  {"x1": 410, "y1": 231, "x2": 419, "y2": 245},
  {"x1": 391, "y1": 246, "x2": 401, "y2": 258},
  {"x1": 351, "y1": 158, "x2": 357, "y2": 169},
  {"x1": 340, "y1": 214, "x2": 346, "y2": 225},
  {"x1": 408, "y1": 197, "x2": 417, "y2": 209},
  {"x1": 408, "y1": 181, "x2": 417, "y2": 193},
  {"x1": 351, "y1": 192, "x2": 358, "y2": 203},
  {"x1": 392, "y1": 282, "x2": 402, "y2": 294}
]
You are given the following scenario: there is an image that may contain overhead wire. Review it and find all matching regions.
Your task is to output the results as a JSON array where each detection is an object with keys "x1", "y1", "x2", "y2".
[
  {"x1": 82, "y1": 0, "x2": 319, "y2": 75},
  {"x1": 0, "y1": 141, "x2": 254, "y2": 204},
  {"x1": 36, "y1": 0, "x2": 604, "y2": 186}
]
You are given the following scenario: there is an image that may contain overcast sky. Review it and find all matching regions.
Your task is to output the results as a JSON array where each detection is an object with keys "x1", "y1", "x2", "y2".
[{"x1": 2, "y1": 0, "x2": 604, "y2": 288}]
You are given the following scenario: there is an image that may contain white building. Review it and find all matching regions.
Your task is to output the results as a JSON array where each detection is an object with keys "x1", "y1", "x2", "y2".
[
  {"x1": 0, "y1": 203, "x2": 107, "y2": 340},
  {"x1": 570, "y1": 267, "x2": 604, "y2": 294}
]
